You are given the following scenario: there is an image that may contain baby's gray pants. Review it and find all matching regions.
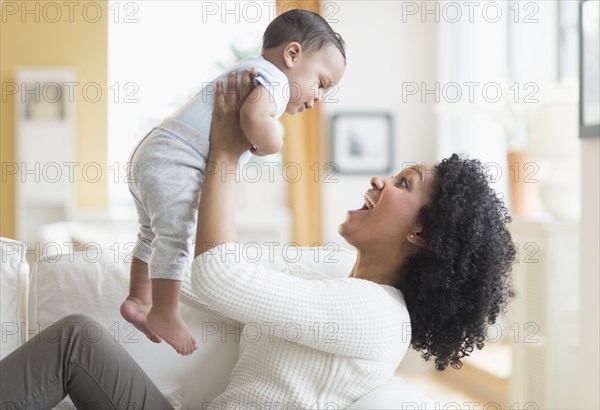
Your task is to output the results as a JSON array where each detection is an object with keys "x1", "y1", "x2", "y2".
[{"x1": 128, "y1": 118, "x2": 210, "y2": 281}]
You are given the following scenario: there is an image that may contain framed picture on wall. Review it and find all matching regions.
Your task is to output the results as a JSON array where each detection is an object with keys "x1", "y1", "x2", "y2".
[
  {"x1": 331, "y1": 112, "x2": 394, "y2": 174},
  {"x1": 579, "y1": 0, "x2": 600, "y2": 138}
]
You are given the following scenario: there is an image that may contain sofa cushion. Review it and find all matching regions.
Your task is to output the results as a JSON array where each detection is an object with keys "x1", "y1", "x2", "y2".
[{"x1": 0, "y1": 238, "x2": 29, "y2": 359}]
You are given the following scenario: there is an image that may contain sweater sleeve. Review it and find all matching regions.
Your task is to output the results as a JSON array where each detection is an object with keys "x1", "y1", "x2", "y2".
[
  {"x1": 179, "y1": 245, "x2": 354, "y2": 322},
  {"x1": 191, "y1": 243, "x2": 409, "y2": 359}
]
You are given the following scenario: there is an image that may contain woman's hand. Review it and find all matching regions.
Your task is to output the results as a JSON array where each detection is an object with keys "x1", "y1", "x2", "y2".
[{"x1": 209, "y1": 69, "x2": 258, "y2": 162}]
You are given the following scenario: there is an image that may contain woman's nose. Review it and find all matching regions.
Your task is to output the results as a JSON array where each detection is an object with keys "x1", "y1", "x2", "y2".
[{"x1": 370, "y1": 176, "x2": 384, "y2": 190}]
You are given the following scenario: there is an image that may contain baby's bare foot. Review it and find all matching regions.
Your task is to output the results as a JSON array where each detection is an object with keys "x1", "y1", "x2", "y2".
[
  {"x1": 120, "y1": 297, "x2": 163, "y2": 343},
  {"x1": 146, "y1": 308, "x2": 197, "y2": 356}
]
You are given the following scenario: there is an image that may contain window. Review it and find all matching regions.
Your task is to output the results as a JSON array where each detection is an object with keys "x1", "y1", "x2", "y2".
[{"x1": 559, "y1": 0, "x2": 579, "y2": 80}]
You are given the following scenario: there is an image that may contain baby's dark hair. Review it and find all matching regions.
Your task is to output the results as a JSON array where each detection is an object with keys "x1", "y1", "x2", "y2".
[
  {"x1": 262, "y1": 9, "x2": 346, "y2": 64},
  {"x1": 401, "y1": 154, "x2": 516, "y2": 371}
]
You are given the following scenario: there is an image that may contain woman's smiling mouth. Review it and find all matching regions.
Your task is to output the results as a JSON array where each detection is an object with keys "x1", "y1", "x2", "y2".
[{"x1": 352, "y1": 192, "x2": 377, "y2": 212}]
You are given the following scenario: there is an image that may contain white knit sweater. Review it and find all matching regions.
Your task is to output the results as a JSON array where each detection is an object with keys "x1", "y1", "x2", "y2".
[{"x1": 188, "y1": 243, "x2": 411, "y2": 409}]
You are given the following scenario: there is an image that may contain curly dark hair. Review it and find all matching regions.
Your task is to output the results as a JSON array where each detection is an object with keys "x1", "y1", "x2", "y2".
[{"x1": 401, "y1": 153, "x2": 516, "y2": 371}]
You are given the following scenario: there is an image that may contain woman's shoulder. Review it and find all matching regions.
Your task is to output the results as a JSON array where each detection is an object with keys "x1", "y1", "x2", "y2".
[
  {"x1": 284, "y1": 245, "x2": 357, "y2": 279},
  {"x1": 324, "y1": 275, "x2": 408, "y2": 310},
  {"x1": 338, "y1": 276, "x2": 406, "y2": 301}
]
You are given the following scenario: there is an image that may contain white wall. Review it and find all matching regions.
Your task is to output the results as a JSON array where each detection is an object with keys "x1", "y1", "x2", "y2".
[
  {"x1": 579, "y1": 137, "x2": 600, "y2": 409},
  {"x1": 321, "y1": 1, "x2": 438, "y2": 246}
]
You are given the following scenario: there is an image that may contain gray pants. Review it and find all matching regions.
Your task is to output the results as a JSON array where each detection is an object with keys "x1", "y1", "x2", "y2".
[
  {"x1": 128, "y1": 118, "x2": 209, "y2": 281},
  {"x1": 0, "y1": 314, "x2": 173, "y2": 410}
]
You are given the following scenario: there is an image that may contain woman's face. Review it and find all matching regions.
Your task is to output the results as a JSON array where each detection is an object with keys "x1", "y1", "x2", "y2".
[{"x1": 338, "y1": 164, "x2": 435, "y2": 250}]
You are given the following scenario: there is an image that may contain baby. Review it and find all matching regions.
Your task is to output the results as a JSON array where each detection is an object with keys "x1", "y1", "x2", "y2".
[{"x1": 120, "y1": 9, "x2": 346, "y2": 355}]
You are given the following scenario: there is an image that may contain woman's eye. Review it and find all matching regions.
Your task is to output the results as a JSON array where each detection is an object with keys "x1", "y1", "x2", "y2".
[{"x1": 395, "y1": 177, "x2": 408, "y2": 188}]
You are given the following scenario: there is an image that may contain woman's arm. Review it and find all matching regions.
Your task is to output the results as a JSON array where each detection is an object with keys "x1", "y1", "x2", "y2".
[{"x1": 194, "y1": 70, "x2": 256, "y2": 257}]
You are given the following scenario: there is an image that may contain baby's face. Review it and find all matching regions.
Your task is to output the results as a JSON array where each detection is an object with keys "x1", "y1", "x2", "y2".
[{"x1": 284, "y1": 45, "x2": 345, "y2": 115}]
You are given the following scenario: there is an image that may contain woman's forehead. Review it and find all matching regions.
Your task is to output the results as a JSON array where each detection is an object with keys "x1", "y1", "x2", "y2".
[
  {"x1": 401, "y1": 165, "x2": 437, "y2": 193},
  {"x1": 398, "y1": 164, "x2": 434, "y2": 178}
]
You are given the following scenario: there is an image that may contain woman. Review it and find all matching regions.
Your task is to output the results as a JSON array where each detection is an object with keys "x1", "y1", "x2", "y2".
[{"x1": 0, "y1": 70, "x2": 515, "y2": 410}]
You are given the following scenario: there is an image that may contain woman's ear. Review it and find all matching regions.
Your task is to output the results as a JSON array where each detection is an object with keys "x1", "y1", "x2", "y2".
[
  {"x1": 407, "y1": 231, "x2": 426, "y2": 248},
  {"x1": 283, "y1": 42, "x2": 302, "y2": 68}
]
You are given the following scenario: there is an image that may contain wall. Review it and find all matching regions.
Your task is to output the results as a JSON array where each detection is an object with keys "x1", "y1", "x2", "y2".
[
  {"x1": 0, "y1": 0, "x2": 108, "y2": 239},
  {"x1": 320, "y1": 1, "x2": 438, "y2": 246},
  {"x1": 579, "y1": 137, "x2": 600, "y2": 409}
]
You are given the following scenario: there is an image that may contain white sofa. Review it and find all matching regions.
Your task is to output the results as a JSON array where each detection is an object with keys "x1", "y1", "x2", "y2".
[{"x1": 1, "y1": 237, "x2": 437, "y2": 409}]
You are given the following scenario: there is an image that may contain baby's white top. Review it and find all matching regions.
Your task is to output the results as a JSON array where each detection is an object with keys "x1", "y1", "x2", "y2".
[{"x1": 169, "y1": 56, "x2": 289, "y2": 164}]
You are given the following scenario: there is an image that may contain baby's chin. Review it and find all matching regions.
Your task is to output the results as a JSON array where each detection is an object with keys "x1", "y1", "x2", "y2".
[{"x1": 284, "y1": 104, "x2": 302, "y2": 115}]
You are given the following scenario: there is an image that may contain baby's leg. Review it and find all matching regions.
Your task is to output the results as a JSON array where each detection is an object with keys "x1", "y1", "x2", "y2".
[
  {"x1": 146, "y1": 279, "x2": 197, "y2": 356},
  {"x1": 120, "y1": 257, "x2": 162, "y2": 343},
  {"x1": 125, "y1": 128, "x2": 203, "y2": 355},
  {"x1": 121, "y1": 143, "x2": 163, "y2": 343}
]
